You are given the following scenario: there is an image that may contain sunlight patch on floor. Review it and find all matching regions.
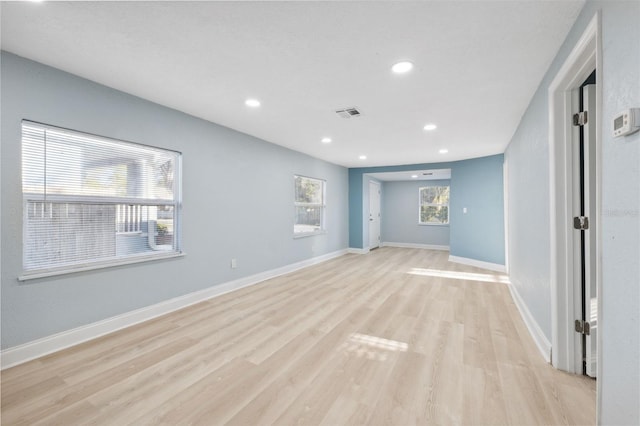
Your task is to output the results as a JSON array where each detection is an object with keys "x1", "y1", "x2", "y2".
[
  {"x1": 407, "y1": 267, "x2": 510, "y2": 284},
  {"x1": 339, "y1": 333, "x2": 408, "y2": 361}
]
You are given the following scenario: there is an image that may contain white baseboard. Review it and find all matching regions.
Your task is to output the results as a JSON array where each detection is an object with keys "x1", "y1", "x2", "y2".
[
  {"x1": 507, "y1": 280, "x2": 552, "y2": 363},
  {"x1": 1, "y1": 249, "x2": 348, "y2": 370},
  {"x1": 347, "y1": 247, "x2": 370, "y2": 255},
  {"x1": 448, "y1": 255, "x2": 506, "y2": 273},
  {"x1": 382, "y1": 242, "x2": 449, "y2": 251}
]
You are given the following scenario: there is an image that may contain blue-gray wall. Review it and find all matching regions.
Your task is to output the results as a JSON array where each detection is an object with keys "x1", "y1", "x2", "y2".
[
  {"x1": 381, "y1": 180, "x2": 450, "y2": 247},
  {"x1": 505, "y1": 1, "x2": 639, "y2": 424},
  {"x1": 449, "y1": 154, "x2": 505, "y2": 265},
  {"x1": 0, "y1": 52, "x2": 349, "y2": 349},
  {"x1": 349, "y1": 154, "x2": 505, "y2": 265}
]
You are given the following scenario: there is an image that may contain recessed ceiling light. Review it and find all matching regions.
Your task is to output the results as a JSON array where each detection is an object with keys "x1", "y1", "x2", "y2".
[
  {"x1": 439, "y1": 149, "x2": 448, "y2": 154},
  {"x1": 359, "y1": 155, "x2": 367, "y2": 160},
  {"x1": 245, "y1": 98, "x2": 261, "y2": 108},
  {"x1": 392, "y1": 61, "x2": 414, "y2": 74},
  {"x1": 411, "y1": 174, "x2": 418, "y2": 179},
  {"x1": 321, "y1": 137, "x2": 332, "y2": 144},
  {"x1": 423, "y1": 123, "x2": 437, "y2": 131}
]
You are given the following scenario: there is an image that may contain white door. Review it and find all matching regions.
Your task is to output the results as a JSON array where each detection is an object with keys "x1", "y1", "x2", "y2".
[
  {"x1": 369, "y1": 181, "x2": 381, "y2": 249},
  {"x1": 582, "y1": 84, "x2": 597, "y2": 378},
  {"x1": 572, "y1": 83, "x2": 597, "y2": 378}
]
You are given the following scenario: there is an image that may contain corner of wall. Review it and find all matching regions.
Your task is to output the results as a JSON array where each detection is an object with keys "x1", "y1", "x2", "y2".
[{"x1": 507, "y1": 278, "x2": 552, "y2": 363}]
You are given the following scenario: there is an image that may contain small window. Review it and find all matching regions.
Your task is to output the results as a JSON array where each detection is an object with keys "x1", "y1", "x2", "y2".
[
  {"x1": 21, "y1": 121, "x2": 182, "y2": 276},
  {"x1": 419, "y1": 186, "x2": 450, "y2": 225},
  {"x1": 294, "y1": 175, "x2": 325, "y2": 235}
]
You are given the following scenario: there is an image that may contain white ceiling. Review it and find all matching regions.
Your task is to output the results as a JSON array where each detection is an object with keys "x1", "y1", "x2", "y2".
[
  {"x1": 0, "y1": 1, "x2": 584, "y2": 168},
  {"x1": 367, "y1": 169, "x2": 451, "y2": 182}
]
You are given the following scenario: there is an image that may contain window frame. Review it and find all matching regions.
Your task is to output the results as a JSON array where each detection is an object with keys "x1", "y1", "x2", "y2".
[
  {"x1": 418, "y1": 185, "x2": 450, "y2": 226},
  {"x1": 19, "y1": 120, "x2": 183, "y2": 280},
  {"x1": 293, "y1": 174, "x2": 326, "y2": 237}
]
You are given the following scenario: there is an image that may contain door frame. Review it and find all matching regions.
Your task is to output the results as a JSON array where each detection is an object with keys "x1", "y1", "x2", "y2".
[
  {"x1": 368, "y1": 180, "x2": 381, "y2": 249},
  {"x1": 548, "y1": 9, "x2": 601, "y2": 417},
  {"x1": 579, "y1": 83, "x2": 598, "y2": 378}
]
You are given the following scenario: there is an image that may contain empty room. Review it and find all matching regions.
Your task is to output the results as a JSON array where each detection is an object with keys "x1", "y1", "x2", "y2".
[{"x1": 1, "y1": 1, "x2": 638, "y2": 425}]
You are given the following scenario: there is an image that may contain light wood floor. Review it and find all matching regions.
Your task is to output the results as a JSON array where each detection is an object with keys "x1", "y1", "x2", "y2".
[{"x1": 1, "y1": 248, "x2": 596, "y2": 425}]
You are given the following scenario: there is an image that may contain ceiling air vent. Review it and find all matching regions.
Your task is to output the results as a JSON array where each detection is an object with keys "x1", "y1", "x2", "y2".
[{"x1": 335, "y1": 107, "x2": 362, "y2": 119}]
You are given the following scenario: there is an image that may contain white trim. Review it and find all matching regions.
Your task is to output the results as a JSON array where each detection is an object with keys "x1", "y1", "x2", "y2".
[
  {"x1": 418, "y1": 185, "x2": 450, "y2": 225},
  {"x1": 368, "y1": 180, "x2": 381, "y2": 250},
  {"x1": 19, "y1": 252, "x2": 185, "y2": 282},
  {"x1": 448, "y1": 255, "x2": 506, "y2": 273},
  {"x1": 293, "y1": 174, "x2": 327, "y2": 235},
  {"x1": 1, "y1": 249, "x2": 348, "y2": 370},
  {"x1": 347, "y1": 247, "x2": 370, "y2": 255},
  {"x1": 25, "y1": 194, "x2": 175, "y2": 206},
  {"x1": 594, "y1": 14, "x2": 603, "y2": 421},
  {"x1": 508, "y1": 279, "x2": 552, "y2": 363},
  {"x1": 21, "y1": 119, "x2": 182, "y2": 155},
  {"x1": 503, "y1": 160, "x2": 509, "y2": 274},
  {"x1": 382, "y1": 242, "x2": 449, "y2": 251},
  {"x1": 293, "y1": 230, "x2": 328, "y2": 239},
  {"x1": 548, "y1": 12, "x2": 600, "y2": 376}
]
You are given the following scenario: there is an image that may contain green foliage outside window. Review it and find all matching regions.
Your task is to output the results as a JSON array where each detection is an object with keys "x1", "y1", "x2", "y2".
[
  {"x1": 294, "y1": 175, "x2": 325, "y2": 234},
  {"x1": 419, "y1": 186, "x2": 449, "y2": 224}
]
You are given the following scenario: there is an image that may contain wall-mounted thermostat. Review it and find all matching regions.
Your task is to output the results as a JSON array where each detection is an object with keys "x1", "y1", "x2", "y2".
[{"x1": 613, "y1": 108, "x2": 640, "y2": 137}]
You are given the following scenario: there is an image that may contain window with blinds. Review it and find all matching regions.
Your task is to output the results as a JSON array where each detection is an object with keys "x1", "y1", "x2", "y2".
[
  {"x1": 294, "y1": 175, "x2": 326, "y2": 235},
  {"x1": 21, "y1": 121, "x2": 181, "y2": 276}
]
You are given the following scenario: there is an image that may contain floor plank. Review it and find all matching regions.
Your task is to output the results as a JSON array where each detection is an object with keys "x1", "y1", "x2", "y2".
[{"x1": 1, "y1": 248, "x2": 596, "y2": 425}]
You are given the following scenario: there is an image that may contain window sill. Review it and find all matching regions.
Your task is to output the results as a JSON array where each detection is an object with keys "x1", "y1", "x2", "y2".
[
  {"x1": 116, "y1": 231, "x2": 143, "y2": 236},
  {"x1": 293, "y1": 231, "x2": 327, "y2": 239},
  {"x1": 18, "y1": 251, "x2": 185, "y2": 282},
  {"x1": 418, "y1": 223, "x2": 450, "y2": 227}
]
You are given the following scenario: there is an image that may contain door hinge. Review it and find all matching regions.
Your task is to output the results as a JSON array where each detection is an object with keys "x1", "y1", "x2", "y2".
[
  {"x1": 575, "y1": 319, "x2": 591, "y2": 335},
  {"x1": 573, "y1": 111, "x2": 588, "y2": 126},
  {"x1": 573, "y1": 216, "x2": 589, "y2": 230}
]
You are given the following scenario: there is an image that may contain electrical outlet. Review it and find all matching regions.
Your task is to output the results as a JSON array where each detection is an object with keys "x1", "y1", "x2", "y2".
[{"x1": 231, "y1": 258, "x2": 238, "y2": 269}]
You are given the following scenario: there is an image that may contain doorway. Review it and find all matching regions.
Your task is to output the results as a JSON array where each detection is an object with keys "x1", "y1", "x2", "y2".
[
  {"x1": 574, "y1": 72, "x2": 597, "y2": 378},
  {"x1": 548, "y1": 12, "x2": 601, "y2": 391},
  {"x1": 369, "y1": 181, "x2": 381, "y2": 249}
]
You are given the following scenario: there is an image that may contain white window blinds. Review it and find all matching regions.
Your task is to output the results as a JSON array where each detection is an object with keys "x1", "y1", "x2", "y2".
[{"x1": 22, "y1": 121, "x2": 181, "y2": 275}]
